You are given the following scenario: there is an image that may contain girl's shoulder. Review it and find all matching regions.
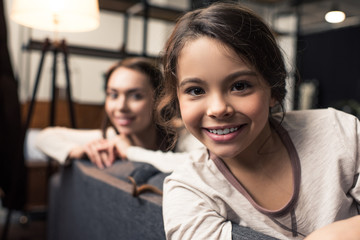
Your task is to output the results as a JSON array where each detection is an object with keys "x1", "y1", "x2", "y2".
[
  {"x1": 275, "y1": 107, "x2": 351, "y2": 119},
  {"x1": 273, "y1": 108, "x2": 359, "y2": 160},
  {"x1": 273, "y1": 107, "x2": 358, "y2": 130}
]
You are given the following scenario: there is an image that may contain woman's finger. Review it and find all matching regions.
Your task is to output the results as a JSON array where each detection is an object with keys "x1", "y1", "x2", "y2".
[
  {"x1": 107, "y1": 143, "x2": 115, "y2": 165},
  {"x1": 99, "y1": 151, "x2": 111, "y2": 168},
  {"x1": 113, "y1": 134, "x2": 133, "y2": 159},
  {"x1": 85, "y1": 143, "x2": 105, "y2": 169}
]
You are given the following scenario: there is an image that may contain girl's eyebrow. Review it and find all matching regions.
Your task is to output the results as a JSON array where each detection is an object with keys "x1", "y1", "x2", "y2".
[
  {"x1": 178, "y1": 78, "x2": 204, "y2": 88},
  {"x1": 223, "y1": 70, "x2": 257, "y2": 83},
  {"x1": 178, "y1": 70, "x2": 257, "y2": 88}
]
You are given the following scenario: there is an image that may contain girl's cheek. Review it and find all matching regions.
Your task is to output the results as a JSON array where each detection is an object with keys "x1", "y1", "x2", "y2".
[{"x1": 179, "y1": 103, "x2": 198, "y2": 124}]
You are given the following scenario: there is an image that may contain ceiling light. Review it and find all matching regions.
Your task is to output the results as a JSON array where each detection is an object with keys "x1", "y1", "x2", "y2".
[{"x1": 325, "y1": 4, "x2": 346, "y2": 24}]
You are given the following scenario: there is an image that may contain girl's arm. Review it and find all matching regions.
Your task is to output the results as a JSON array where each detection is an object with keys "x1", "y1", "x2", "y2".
[
  {"x1": 304, "y1": 216, "x2": 360, "y2": 240},
  {"x1": 114, "y1": 128, "x2": 206, "y2": 173},
  {"x1": 126, "y1": 147, "x2": 206, "y2": 172},
  {"x1": 35, "y1": 127, "x2": 104, "y2": 163}
]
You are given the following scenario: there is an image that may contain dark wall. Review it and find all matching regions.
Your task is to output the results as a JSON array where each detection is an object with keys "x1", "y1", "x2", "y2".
[
  {"x1": 190, "y1": 0, "x2": 236, "y2": 9},
  {"x1": 0, "y1": 0, "x2": 27, "y2": 209},
  {"x1": 297, "y1": 25, "x2": 360, "y2": 110}
]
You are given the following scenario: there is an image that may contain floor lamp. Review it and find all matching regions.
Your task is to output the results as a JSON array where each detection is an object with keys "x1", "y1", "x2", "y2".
[
  {"x1": 2, "y1": 2, "x2": 99, "y2": 239},
  {"x1": 10, "y1": 0, "x2": 100, "y2": 129}
]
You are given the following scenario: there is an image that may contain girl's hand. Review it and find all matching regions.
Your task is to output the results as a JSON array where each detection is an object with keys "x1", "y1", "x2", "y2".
[
  {"x1": 82, "y1": 139, "x2": 115, "y2": 169},
  {"x1": 305, "y1": 216, "x2": 360, "y2": 240},
  {"x1": 112, "y1": 134, "x2": 134, "y2": 160}
]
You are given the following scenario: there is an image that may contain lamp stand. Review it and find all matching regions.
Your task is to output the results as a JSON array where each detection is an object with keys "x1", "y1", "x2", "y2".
[{"x1": 24, "y1": 38, "x2": 77, "y2": 130}]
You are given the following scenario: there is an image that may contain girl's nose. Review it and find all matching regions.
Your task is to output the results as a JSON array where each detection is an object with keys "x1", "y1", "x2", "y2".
[{"x1": 206, "y1": 94, "x2": 234, "y2": 119}]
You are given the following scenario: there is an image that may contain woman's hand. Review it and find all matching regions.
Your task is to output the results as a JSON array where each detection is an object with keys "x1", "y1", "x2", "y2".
[
  {"x1": 82, "y1": 139, "x2": 116, "y2": 169},
  {"x1": 112, "y1": 134, "x2": 134, "y2": 160},
  {"x1": 68, "y1": 145, "x2": 87, "y2": 160},
  {"x1": 68, "y1": 134, "x2": 134, "y2": 169},
  {"x1": 305, "y1": 216, "x2": 360, "y2": 240}
]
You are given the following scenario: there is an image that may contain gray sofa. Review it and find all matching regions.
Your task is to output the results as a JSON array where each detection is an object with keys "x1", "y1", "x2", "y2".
[
  {"x1": 47, "y1": 160, "x2": 167, "y2": 240},
  {"x1": 47, "y1": 160, "x2": 277, "y2": 240}
]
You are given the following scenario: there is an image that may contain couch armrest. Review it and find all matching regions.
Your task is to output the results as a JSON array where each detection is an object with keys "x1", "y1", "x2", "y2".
[{"x1": 232, "y1": 222, "x2": 279, "y2": 240}]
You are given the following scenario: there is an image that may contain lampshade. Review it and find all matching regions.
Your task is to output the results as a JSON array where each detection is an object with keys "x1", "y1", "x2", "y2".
[{"x1": 11, "y1": 0, "x2": 100, "y2": 32}]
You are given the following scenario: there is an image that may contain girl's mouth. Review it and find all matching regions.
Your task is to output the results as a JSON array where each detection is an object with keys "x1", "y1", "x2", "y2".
[
  {"x1": 204, "y1": 124, "x2": 247, "y2": 142},
  {"x1": 208, "y1": 127, "x2": 238, "y2": 135}
]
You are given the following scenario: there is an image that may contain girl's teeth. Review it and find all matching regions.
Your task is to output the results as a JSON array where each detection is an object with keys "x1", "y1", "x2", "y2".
[{"x1": 209, "y1": 127, "x2": 238, "y2": 135}]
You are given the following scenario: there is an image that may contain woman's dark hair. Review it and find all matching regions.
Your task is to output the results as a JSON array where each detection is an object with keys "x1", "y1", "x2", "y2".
[
  {"x1": 101, "y1": 57, "x2": 170, "y2": 150},
  {"x1": 157, "y1": 2, "x2": 288, "y2": 148},
  {"x1": 104, "y1": 57, "x2": 163, "y2": 96}
]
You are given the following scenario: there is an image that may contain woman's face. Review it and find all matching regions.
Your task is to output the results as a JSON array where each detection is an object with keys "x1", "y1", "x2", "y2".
[
  {"x1": 105, "y1": 67, "x2": 155, "y2": 135},
  {"x1": 176, "y1": 37, "x2": 276, "y2": 161}
]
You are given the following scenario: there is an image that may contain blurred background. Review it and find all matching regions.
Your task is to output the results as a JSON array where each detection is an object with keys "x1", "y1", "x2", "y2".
[
  {"x1": 5, "y1": 0, "x2": 360, "y2": 127},
  {"x1": 1, "y1": 0, "x2": 360, "y2": 239}
]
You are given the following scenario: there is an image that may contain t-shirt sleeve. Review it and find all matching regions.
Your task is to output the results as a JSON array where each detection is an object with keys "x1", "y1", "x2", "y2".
[
  {"x1": 350, "y1": 115, "x2": 360, "y2": 204},
  {"x1": 163, "y1": 176, "x2": 232, "y2": 240},
  {"x1": 332, "y1": 108, "x2": 360, "y2": 203}
]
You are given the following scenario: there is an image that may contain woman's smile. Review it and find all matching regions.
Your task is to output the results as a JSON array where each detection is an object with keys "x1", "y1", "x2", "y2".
[{"x1": 113, "y1": 116, "x2": 136, "y2": 126}]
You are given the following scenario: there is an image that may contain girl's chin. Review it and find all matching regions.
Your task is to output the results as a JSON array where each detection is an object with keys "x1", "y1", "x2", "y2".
[
  {"x1": 208, "y1": 145, "x2": 242, "y2": 160},
  {"x1": 212, "y1": 152, "x2": 237, "y2": 160}
]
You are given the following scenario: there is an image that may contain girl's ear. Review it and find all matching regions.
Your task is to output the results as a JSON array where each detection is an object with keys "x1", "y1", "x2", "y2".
[{"x1": 269, "y1": 97, "x2": 277, "y2": 108}]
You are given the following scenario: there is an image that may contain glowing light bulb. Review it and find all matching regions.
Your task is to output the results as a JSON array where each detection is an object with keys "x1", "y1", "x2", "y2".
[
  {"x1": 50, "y1": 0, "x2": 64, "y2": 13},
  {"x1": 325, "y1": 10, "x2": 346, "y2": 23}
]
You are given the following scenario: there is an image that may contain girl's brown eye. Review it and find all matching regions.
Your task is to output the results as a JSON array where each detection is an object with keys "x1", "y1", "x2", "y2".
[
  {"x1": 185, "y1": 87, "x2": 205, "y2": 96},
  {"x1": 231, "y1": 81, "x2": 251, "y2": 92}
]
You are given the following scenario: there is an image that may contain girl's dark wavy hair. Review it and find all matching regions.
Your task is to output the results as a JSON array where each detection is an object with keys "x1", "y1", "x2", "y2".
[
  {"x1": 157, "y1": 2, "x2": 288, "y2": 149},
  {"x1": 102, "y1": 57, "x2": 171, "y2": 150}
]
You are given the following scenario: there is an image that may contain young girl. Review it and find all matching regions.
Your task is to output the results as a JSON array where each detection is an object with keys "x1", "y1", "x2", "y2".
[
  {"x1": 158, "y1": 2, "x2": 360, "y2": 239},
  {"x1": 35, "y1": 57, "x2": 204, "y2": 172}
]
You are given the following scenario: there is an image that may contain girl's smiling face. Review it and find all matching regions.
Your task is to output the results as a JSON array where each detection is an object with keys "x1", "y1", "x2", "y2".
[
  {"x1": 177, "y1": 37, "x2": 276, "y2": 161},
  {"x1": 105, "y1": 67, "x2": 155, "y2": 135}
]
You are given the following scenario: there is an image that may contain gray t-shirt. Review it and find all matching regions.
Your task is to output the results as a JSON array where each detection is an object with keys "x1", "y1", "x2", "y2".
[{"x1": 163, "y1": 108, "x2": 360, "y2": 240}]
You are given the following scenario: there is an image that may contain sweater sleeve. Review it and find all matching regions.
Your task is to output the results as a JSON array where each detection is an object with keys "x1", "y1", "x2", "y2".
[
  {"x1": 126, "y1": 147, "x2": 206, "y2": 173},
  {"x1": 35, "y1": 127, "x2": 104, "y2": 164},
  {"x1": 126, "y1": 129, "x2": 205, "y2": 173}
]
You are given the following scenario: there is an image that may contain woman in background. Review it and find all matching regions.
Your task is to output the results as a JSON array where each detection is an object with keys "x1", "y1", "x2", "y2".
[{"x1": 35, "y1": 57, "x2": 204, "y2": 172}]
